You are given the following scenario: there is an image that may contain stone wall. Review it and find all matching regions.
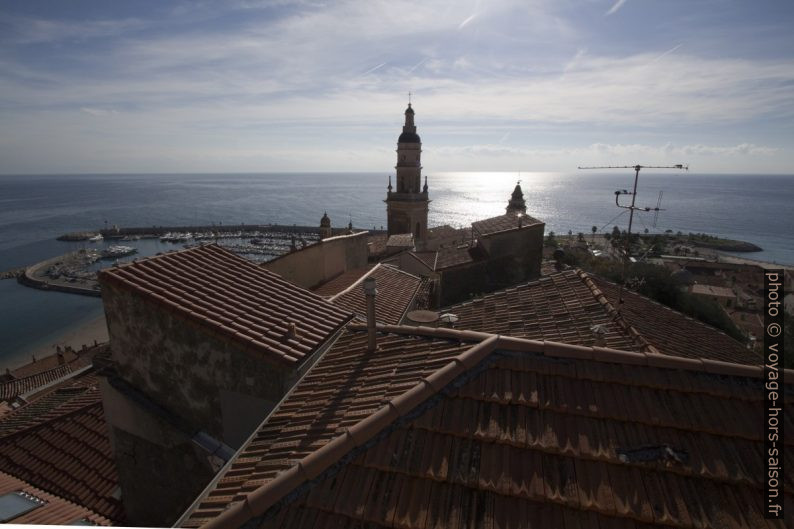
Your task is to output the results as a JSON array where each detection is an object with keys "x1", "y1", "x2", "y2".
[
  {"x1": 101, "y1": 378, "x2": 219, "y2": 526},
  {"x1": 101, "y1": 281, "x2": 289, "y2": 445},
  {"x1": 439, "y1": 223, "x2": 544, "y2": 306},
  {"x1": 263, "y1": 231, "x2": 369, "y2": 289},
  {"x1": 480, "y1": 223, "x2": 544, "y2": 284}
]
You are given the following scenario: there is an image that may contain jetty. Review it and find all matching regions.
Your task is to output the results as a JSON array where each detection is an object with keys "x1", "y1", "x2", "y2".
[
  {"x1": 18, "y1": 250, "x2": 102, "y2": 297},
  {"x1": 59, "y1": 223, "x2": 348, "y2": 241}
]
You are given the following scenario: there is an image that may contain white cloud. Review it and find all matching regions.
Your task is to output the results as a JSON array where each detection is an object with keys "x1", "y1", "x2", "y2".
[{"x1": 0, "y1": 0, "x2": 792, "y2": 173}]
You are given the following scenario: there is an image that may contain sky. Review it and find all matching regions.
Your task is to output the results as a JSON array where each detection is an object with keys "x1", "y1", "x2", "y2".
[{"x1": 1, "y1": 0, "x2": 793, "y2": 174}]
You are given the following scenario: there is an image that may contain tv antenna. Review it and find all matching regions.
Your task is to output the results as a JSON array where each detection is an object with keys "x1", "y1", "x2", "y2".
[
  {"x1": 653, "y1": 190, "x2": 664, "y2": 227},
  {"x1": 577, "y1": 164, "x2": 687, "y2": 309}
]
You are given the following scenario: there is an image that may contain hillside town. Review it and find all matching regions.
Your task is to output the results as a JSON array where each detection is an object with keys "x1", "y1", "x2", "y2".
[{"x1": 0, "y1": 105, "x2": 791, "y2": 528}]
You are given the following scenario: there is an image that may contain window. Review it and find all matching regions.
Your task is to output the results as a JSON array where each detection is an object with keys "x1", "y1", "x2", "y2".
[{"x1": 0, "y1": 491, "x2": 45, "y2": 522}]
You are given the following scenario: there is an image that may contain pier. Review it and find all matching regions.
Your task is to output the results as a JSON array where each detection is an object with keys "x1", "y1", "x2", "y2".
[{"x1": 18, "y1": 250, "x2": 102, "y2": 297}]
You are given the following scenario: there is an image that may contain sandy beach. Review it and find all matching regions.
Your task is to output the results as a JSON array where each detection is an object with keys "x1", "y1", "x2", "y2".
[{"x1": 9, "y1": 313, "x2": 108, "y2": 371}]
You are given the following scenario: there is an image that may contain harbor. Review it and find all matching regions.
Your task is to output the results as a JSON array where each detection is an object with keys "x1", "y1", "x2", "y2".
[{"x1": 11, "y1": 223, "x2": 349, "y2": 298}]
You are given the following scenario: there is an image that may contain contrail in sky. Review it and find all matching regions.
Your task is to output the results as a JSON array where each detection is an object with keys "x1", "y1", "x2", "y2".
[
  {"x1": 605, "y1": 0, "x2": 627, "y2": 16},
  {"x1": 458, "y1": 13, "x2": 477, "y2": 30},
  {"x1": 362, "y1": 62, "x2": 386, "y2": 75}
]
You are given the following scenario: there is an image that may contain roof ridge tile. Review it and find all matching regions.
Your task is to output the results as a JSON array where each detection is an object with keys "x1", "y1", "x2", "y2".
[{"x1": 574, "y1": 269, "x2": 659, "y2": 354}]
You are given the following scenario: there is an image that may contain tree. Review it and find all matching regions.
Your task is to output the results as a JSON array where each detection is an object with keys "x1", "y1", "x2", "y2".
[{"x1": 591, "y1": 225, "x2": 597, "y2": 243}]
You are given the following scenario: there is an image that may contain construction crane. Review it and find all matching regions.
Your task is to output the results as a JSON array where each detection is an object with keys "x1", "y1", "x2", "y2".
[{"x1": 578, "y1": 164, "x2": 688, "y2": 309}]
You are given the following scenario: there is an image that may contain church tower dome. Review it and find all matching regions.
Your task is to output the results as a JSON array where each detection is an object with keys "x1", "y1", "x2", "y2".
[
  {"x1": 506, "y1": 181, "x2": 527, "y2": 214},
  {"x1": 319, "y1": 211, "x2": 332, "y2": 239},
  {"x1": 385, "y1": 98, "x2": 430, "y2": 243}
]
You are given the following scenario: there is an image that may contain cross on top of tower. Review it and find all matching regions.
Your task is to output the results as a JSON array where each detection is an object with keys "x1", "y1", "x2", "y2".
[{"x1": 408, "y1": 91, "x2": 411, "y2": 105}]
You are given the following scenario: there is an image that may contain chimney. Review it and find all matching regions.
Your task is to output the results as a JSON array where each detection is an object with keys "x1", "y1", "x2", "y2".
[
  {"x1": 286, "y1": 322, "x2": 299, "y2": 340},
  {"x1": 363, "y1": 277, "x2": 378, "y2": 352}
]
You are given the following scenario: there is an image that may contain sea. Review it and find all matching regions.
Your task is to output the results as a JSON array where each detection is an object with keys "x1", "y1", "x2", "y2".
[{"x1": 1, "y1": 172, "x2": 792, "y2": 369}]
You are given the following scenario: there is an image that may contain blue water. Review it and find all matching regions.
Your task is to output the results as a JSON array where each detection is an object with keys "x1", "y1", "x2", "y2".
[{"x1": 1, "y1": 172, "x2": 792, "y2": 368}]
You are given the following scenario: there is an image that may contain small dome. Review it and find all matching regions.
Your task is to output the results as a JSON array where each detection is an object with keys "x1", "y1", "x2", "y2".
[
  {"x1": 405, "y1": 104, "x2": 414, "y2": 115},
  {"x1": 398, "y1": 131, "x2": 421, "y2": 143},
  {"x1": 320, "y1": 212, "x2": 331, "y2": 228}
]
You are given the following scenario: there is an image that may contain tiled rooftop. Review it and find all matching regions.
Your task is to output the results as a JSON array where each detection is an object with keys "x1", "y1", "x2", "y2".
[
  {"x1": 327, "y1": 265, "x2": 427, "y2": 325},
  {"x1": 471, "y1": 212, "x2": 543, "y2": 236},
  {"x1": 0, "y1": 470, "x2": 111, "y2": 525},
  {"x1": 311, "y1": 265, "x2": 375, "y2": 298},
  {"x1": 386, "y1": 234, "x2": 414, "y2": 248},
  {"x1": 367, "y1": 234, "x2": 388, "y2": 257},
  {"x1": 10, "y1": 349, "x2": 79, "y2": 378},
  {"x1": 408, "y1": 250, "x2": 438, "y2": 271},
  {"x1": 690, "y1": 283, "x2": 736, "y2": 298},
  {"x1": 445, "y1": 269, "x2": 763, "y2": 365},
  {"x1": 592, "y1": 276, "x2": 762, "y2": 365},
  {"x1": 1, "y1": 348, "x2": 98, "y2": 402},
  {"x1": 445, "y1": 269, "x2": 644, "y2": 351},
  {"x1": 182, "y1": 325, "x2": 793, "y2": 529},
  {"x1": 0, "y1": 371, "x2": 123, "y2": 522},
  {"x1": 182, "y1": 329, "x2": 475, "y2": 526},
  {"x1": 434, "y1": 244, "x2": 480, "y2": 270},
  {"x1": 99, "y1": 244, "x2": 352, "y2": 365}
]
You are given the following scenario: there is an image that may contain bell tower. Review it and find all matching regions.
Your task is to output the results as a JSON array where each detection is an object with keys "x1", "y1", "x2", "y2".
[{"x1": 385, "y1": 99, "x2": 430, "y2": 242}]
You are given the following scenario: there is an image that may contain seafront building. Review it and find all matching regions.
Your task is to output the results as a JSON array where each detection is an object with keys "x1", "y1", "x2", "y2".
[{"x1": 0, "y1": 103, "x2": 789, "y2": 527}]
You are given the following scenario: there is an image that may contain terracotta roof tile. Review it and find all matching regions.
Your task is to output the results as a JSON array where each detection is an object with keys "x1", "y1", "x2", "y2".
[
  {"x1": 99, "y1": 244, "x2": 352, "y2": 365},
  {"x1": 408, "y1": 250, "x2": 438, "y2": 271},
  {"x1": 0, "y1": 470, "x2": 111, "y2": 525},
  {"x1": 312, "y1": 266, "x2": 375, "y2": 297},
  {"x1": 10, "y1": 350, "x2": 81, "y2": 379},
  {"x1": 445, "y1": 269, "x2": 642, "y2": 351},
  {"x1": 0, "y1": 349, "x2": 99, "y2": 402},
  {"x1": 367, "y1": 234, "x2": 388, "y2": 257},
  {"x1": 591, "y1": 276, "x2": 762, "y2": 365},
  {"x1": 445, "y1": 269, "x2": 761, "y2": 365},
  {"x1": 0, "y1": 373, "x2": 123, "y2": 522},
  {"x1": 434, "y1": 244, "x2": 478, "y2": 270},
  {"x1": 181, "y1": 325, "x2": 793, "y2": 529},
  {"x1": 386, "y1": 234, "x2": 414, "y2": 248},
  {"x1": 327, "y1": 265, "x2": 427, "y2": 325},
  {"x1": 471, "y1": 213, "x2": 543, "y2": 236}
]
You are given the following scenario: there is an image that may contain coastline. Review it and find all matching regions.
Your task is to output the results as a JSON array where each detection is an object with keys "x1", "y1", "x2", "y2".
[{"x1": 5, "y1": 313, "x2": 108, "y2": 371}]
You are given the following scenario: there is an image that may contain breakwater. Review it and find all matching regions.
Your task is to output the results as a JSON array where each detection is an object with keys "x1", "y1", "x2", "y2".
[
  {"x1": 19, "y1": 251, "x2": 101, "y2": 297},
  {"x1": 59, "y1": 223, "x2": 386, "y2": 241}
]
